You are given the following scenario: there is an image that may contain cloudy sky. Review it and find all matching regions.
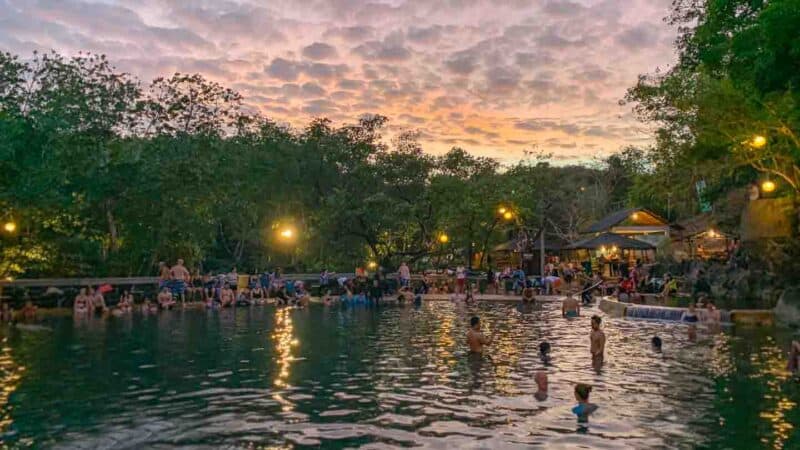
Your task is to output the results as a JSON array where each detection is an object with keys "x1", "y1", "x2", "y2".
[{"x1": 0, "y1": 0, "x2": 677, "y2": 162}]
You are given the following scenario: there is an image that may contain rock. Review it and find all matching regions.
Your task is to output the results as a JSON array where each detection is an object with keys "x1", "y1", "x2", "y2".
[{"x1": 774, "y1": 287, "x2": 800, "y2": 327}]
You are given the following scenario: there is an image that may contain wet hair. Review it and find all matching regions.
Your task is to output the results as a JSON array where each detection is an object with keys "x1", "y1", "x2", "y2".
[
  {"x1": 575, "y1": 383, "x2": 592, "y2": 401},
  {"x1": 539, "y1": 341, "x2": 551, "y2": 355},
  {"x1": 470, "y1": 316, "x2": 480, "y2": 327},
  {"x1": 591, "y1": 315, "x2": 602, "y2": 325},
  {"x1": 651, "y1": 336, "x2": 662, "y2": 349}
]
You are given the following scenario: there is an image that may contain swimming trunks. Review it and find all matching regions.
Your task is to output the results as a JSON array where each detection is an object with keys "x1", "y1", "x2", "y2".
[
  {"x1": 683, "y1": 314, "x2": 698, "y2": 323},
  {"x1": 565, "y1": 310, "x2": 578, "y2": 318}
]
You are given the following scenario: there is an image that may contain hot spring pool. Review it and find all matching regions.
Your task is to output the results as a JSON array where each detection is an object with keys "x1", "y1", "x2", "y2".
[{"x1": 0, "y1": 302, "x2": 797, "y2": 449}]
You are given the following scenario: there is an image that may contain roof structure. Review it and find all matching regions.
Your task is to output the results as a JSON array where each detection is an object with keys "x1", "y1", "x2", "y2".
[
  {"x1": 566, "y1": 232, "x2": 655, "y2": 250},
  {"x1": 492, "y1": 235, "x2": 566, "y2": 252},
  {"x1": 582, "y1": 207, "x2": 671, "y2": 233}
]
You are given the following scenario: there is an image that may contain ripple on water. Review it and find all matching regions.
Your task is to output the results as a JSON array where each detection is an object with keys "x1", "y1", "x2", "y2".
[{"x1": 0, "y1": 302, "x2": 797, "y2": 449}]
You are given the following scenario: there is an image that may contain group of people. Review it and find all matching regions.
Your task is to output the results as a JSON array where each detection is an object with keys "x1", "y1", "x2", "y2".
[{"x1": 467, "y1": 313, "x2": 605, "y2": 421}]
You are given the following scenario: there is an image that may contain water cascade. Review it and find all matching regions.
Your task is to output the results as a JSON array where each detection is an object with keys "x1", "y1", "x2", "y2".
[{"x1": 625, "y1": 305, "x2": 685, "y2": 321}]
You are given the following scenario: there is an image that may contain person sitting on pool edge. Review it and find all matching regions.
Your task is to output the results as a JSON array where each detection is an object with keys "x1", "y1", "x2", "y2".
[
  {"x1": 572, "y1": 383, "x2": 598, "y2": 421},
  {"x1": 467, "y1": 316, "x2": 492, "y2": 353},
  {"x1": 562, "y1": 293, "x2": 580, "y2": 318}
]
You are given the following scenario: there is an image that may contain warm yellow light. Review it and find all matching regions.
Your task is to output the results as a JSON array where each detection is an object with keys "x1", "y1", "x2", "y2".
[
  {"x1": 438, "y1": 233, "x2": 449, "y2": 243},
  {"x1": 279, "y1": 229, "x2": 293, "y2": 238},
  {"x1": 600, "y1": 246, "x2": 606, "y2": 253},
  {"x1": 3, "y1": 222, "x2": 16, "y2": 233},
  {"x1": 707, "y1": 229, "x2": 717, "y2": 238},
  {"x1": 750, "y1": 135, "x2": 767, "y2": 149},
  {"x1": 498, "y1": 207, "x2": 507, "y2": 215},
  {"x1": 631, "y1": 213, "x2": 639, "y2": 221},
  {"x1": 4, "y1": 276, "x2": 12, "y2": 282},
  {"x1": 761, "y1": 180, "x2": 776, "y2": 193},
  {"x1": 367, "y1": 261, "x2": 377, "y2": 269},
  {"x1": 611, "y1": 246, "x2": 618, "y2": 253},
  {"x1": 503, "y1": 211, "x2": 513, "y2": 220}
]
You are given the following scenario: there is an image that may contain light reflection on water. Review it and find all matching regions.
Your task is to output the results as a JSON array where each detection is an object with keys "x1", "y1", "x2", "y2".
[{"x1": 0, "y1": 302, "x2": 797, "y2": 449}]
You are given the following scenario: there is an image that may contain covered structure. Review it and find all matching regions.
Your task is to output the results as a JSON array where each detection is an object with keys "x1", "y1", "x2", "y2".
[
  {"x1": 487, "y1": 234, "x2": 566, "y2": 274},
  {"x1": 563, "y1": 232, "x2": 656, "y2": 277},
  {"x1": 582, "y1": 207, "x2": 671, "y2": 247},
  {"x1": 673, "y1": 213, "x2": 735, "y2": 260}
]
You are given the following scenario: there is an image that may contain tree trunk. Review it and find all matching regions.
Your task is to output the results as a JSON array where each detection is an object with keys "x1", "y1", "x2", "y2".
[{"x1": 106, "y1": 199, "x2": 119, "y2": 252}]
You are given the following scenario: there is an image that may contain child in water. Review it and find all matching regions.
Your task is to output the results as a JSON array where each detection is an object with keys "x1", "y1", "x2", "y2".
[
  {"x1": 572, "y1": 383, "x2": 598, "y2": 421},
  {"x1": 651, "y1": 336, "x2": 662, "y2": 352}
]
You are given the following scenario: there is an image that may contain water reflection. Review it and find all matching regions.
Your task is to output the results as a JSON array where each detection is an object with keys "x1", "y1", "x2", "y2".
[
  {"x1": 271, "y1": 307, "x2": 298, "y2": 388},
  {"x1": 0, "y1": 340, "x2": 23, "y2": 433},
  {"x1": 0, "y1": 303, "x2": 797, "y2": 448}
]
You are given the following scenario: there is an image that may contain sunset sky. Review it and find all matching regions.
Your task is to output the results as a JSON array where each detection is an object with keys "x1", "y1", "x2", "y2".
[{"x1": 0, "y1": 0, "x2": 678, "y2": 163}]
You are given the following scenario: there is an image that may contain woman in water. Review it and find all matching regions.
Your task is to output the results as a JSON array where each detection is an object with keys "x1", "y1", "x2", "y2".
[
  {"x1": 74, "y1": 288, "x2": 90, "y2": 315},
  {"x1": 681, "y1": 302, "x2": 699, "y2": 323},
  {"x1": 117, "y1": 291, "x2": 133, "y2": 312},
  {"x1": 572, "y1": 383, "x2": 598, "y2": 421}
]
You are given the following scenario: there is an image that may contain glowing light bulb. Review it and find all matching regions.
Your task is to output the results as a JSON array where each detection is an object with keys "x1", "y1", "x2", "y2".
[
  {"x1": 750, "y1": 135, "x2": 767, "y2": 149},
  {"x1": 761, "y1": 180, "x2": 776, "y2": 193}
]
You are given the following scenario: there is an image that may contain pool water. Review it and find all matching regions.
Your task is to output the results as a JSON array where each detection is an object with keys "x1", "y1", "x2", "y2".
[{"x1": 0, "y1": 302, "x2": 798, "y2": 449}]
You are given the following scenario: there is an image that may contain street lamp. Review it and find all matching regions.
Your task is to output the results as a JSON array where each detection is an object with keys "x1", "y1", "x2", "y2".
[
  {"x1": 761, "y1": 180, "x2": 776, "y2": 194},
  {"x1": 497, "y1": 206, "x2": 507, "y2": 215},
  {"x1": 367, "y1": 261, "x2": 378, "y2": 269},
  {"x1": 438, "y1": 233, "x2": 449, "y2": 244},
  {"x1": 503, "y1": 211, "x2": 513, "y2": 220},
  {"x1": 3, "y1": 221, "x2": 16, "y2": 233}
]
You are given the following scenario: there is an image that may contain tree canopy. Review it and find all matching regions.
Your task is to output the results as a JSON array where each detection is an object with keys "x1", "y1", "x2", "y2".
[{"x1": 0, "y1": 50, "x2": 626, "y2": 278}]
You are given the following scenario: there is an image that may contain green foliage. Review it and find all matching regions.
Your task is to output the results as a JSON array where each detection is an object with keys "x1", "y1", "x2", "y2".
[{"x1": 0, "y1": 50, "x2": 622, "y2": 277}]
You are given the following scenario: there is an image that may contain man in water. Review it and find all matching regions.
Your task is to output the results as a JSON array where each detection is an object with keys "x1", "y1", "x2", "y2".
[
  {"x1": 590, "y1": 315, "x2": 605, "y2": 368},
  {"x1": 158, "y1": 261, "x2": 170, "y2": 290},
  {"x1": 562, "y1": 293, "x2": 580, "y2": 318},
  {"x1": 534, "y1": 371, "x2": 548, "y2": 401},
  {"x1": 398, "y1": 262, "x2": 411, "y2": 288},
  {"x1": 170, "y1": 258, "x2": 191, "y2": 304},
  {"x1": 467, "y1": 316, "x2": 492, "y2": 353}
]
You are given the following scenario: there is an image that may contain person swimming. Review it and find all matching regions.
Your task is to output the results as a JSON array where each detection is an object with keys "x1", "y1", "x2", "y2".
[
  {"x1": 539, "y1": 341, "x2": 552, "y2": 364},
  {"x1": 681, "y1": 302, "x2": 699, "y2": 323},
  {"x1": 562, "y1": 293, "x2": 580, "y2": 318},
  {"x1": 467, "y1": 316, "x2": 492, "y2": 353},
  {"x1": 534, "y1": 370, "x2": 548, "y2": 401},
  {"x1": 651, "y1": 336, "x2": 662, "y2": 352},
  {"x1": 572, "y1": 383, "x2": 598, "y2": 421}
]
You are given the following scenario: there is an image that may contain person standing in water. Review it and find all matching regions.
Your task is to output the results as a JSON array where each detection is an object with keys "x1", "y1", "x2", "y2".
[
  {"x1": 590, "y1": 315, "x2": 605, "y2": 368},
  {"x1": 562, "y1": 293, "x2": 580, "y2": 318},
  {"x1": 467, "y1": 316, "x2": 492, "y2": 353},
  {"x1": 572, "y1": 383, "x2": 598, "y2": 421},
  {"x1": 534, "y1": 371, "x2": 548, "y2": 401}
]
